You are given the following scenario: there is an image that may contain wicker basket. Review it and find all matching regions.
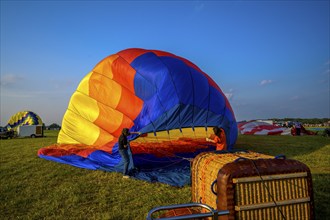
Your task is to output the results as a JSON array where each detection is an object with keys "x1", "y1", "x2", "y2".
[
  {"x1": 191, "y1": 150, "x2": 274, "y2": 209},
  {"x1": 191, "y1": 150, "x2": 314, "y2": 220}
]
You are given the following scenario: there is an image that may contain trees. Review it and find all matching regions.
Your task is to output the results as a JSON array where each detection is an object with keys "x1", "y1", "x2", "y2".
[
  {"x1": 48, "y1": 123, "x2": 61, "y2": 130},
  {"x1": 271, "y1": 118, "x2": 329, "y2": 126}
]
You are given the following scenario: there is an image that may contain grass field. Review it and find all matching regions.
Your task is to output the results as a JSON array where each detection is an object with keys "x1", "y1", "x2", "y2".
[{"x1": 1, "y1": 130, "x2": 329, "y2": 219}]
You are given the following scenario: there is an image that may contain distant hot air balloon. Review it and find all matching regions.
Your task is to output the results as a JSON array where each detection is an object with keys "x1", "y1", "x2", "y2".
[
  {"x1": 238, "y1": 120, "x2": 316, "y2": 136},
  {"x1": 238, "y1": 120, "x2": 293, "y2": 135},
  {"x1": 38, "y1": 48, "x2": 237, "y2": 186},
  {"x1": 6, "y1": 110, "x2": 43, "y2": 130}
]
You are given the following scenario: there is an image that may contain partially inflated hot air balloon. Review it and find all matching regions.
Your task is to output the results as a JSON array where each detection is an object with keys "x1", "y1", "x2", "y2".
[
  {"x1": 237, "y1": 120, "x2": 291, "y2": 135},
  {"x1": 38, "y1": 48, "x2": 237, "y2": 186},
  {"x1": 6, "y1": 110, "x2": 43, "y2": 130},
  {"x1": 238, "y1": 120, "x2": 316, "y2": 136}
]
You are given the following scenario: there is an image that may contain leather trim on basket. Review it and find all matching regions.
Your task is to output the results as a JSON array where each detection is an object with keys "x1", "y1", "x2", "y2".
[{"x1": 216, "y1": 159, "x2": 314, "y2": 220}]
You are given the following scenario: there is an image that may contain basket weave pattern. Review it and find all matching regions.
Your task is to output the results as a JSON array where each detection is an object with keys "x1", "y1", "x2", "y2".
[
  {"x1": 191, "y1": 151, "x2": 314, "y2": 220},
  {"x1": 191, "y1": 151, "x2": 273, "y2": 209},
  {"x1": 218, "y1": 158, "x2": 314, "y2": 220}
]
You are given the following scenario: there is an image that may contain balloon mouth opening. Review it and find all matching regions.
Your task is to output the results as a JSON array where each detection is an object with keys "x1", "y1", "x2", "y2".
[{"x1": 127, "y1": 127, "x2": 216, "y2": 158}]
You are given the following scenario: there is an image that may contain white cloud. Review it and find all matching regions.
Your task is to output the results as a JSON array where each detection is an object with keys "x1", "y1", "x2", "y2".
[
  {"x1": 260, "y1": 79, "x2": 273, "y2": 86},
  {"x1": 225, "y1": 93, "x2": 233, "y2": 100},
  {"x1": 224, "y1": 88, "x2": 234, "y2": 100},
  {"x1": 0, "y1": 74, "x2": 24, "y2": 87}
]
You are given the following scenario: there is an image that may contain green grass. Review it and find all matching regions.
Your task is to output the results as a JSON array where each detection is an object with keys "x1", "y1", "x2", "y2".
[{"x1": 1, "y1": 131, "x2": 329, "y2": 219}]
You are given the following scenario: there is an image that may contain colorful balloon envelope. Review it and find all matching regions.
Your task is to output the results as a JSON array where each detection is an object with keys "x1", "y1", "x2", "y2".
[
  {"x1": 38, "y1": 48, "x2": 237, "y2": 186},
  {"x1": 6, "y1": 110, "x2": 43, "y2": 130}
]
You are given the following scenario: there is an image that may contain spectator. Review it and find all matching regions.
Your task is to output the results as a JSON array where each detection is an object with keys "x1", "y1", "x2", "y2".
[{"x1": 295, "y1": 122, "x2": 302, "y2": 136}]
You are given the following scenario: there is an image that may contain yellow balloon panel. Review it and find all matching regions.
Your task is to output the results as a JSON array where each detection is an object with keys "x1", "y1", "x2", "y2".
[
  {"x1": 77, "y1": 71, "x2": 92, "y2": 95},
  {"x1": 68, "y1": 92, "x2": 99, "y2": 123},
  {"x1": 132, "y1": 127, "x2": 214, "y2": 144},
  {"x1": 68, "y1": 91, "x2": 127, "y2": 135},
  {"x1": 58, "y1": 110, "x2": 101, "y2": 145},
  {"x1": 57, "y1": 131, "x2": 80, "y2": 144}
]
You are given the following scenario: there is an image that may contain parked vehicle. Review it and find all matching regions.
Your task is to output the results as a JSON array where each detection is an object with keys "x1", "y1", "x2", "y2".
[
  {"x1": 0, "y1": 126, "x2": 15, "y2": 139},
  {"x1": 17, "y1": 125, "x2": 44, "y2": 138}
]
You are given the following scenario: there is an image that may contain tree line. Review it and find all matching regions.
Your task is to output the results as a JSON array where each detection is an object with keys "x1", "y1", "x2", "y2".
[{"x1": 271, "y1": 118, "x2": 329, "y2": 125}]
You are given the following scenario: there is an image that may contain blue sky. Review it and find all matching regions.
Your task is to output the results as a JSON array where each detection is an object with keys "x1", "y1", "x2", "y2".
[{"x1": 1, "y1": 0, "x2": 329, "y2": 126}]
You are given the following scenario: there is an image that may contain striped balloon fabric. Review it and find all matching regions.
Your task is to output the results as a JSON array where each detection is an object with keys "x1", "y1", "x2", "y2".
[
  {"x1": 38, "y1": 48, "x2": 237, "y2": 186},
  {"x1": 238, "y1": 120, "x2": 291, "y2": 135},
  {"x1": 6, "y1": 111, "x2": 43, "y2": 130}
]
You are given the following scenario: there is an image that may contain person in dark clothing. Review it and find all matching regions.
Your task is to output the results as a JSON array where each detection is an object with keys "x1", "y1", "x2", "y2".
[
  {"x1": 118, "y1": 128, "x2": 140, "y2": 178},
  {"x1": 294, "y1": 122, "x2": 302, "y2": 136}
]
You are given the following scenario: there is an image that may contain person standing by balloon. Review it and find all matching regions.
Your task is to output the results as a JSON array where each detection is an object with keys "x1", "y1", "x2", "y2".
[
  {"x1": 294, "y1": 122, "x2": 302, "y2": 136},
  {"x1": 118, "y1": 128, "x2": 140, "y2": 178},
  {"x1": 206, "y1": 127, "x2": 227, "y2": 151}
]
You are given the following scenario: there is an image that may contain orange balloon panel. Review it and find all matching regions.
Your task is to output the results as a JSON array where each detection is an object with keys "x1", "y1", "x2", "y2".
[
  {"x1": 39, "y1": 48, "x2": 238, "y2": 187},
  {"x1": 57, "y1": 54, "x2": 143, "y2": 147}
]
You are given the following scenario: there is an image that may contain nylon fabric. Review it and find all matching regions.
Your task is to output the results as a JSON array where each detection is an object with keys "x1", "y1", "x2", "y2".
[
  {"x1": 60, "y1": 110, "x2": 101, "y2": 145},
  {"x1": 38, "y1": 48, "x2": 237, "y2": 187},
  {"x1": 6, "y1": 111, "x2": 43, "y2": 130}
]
